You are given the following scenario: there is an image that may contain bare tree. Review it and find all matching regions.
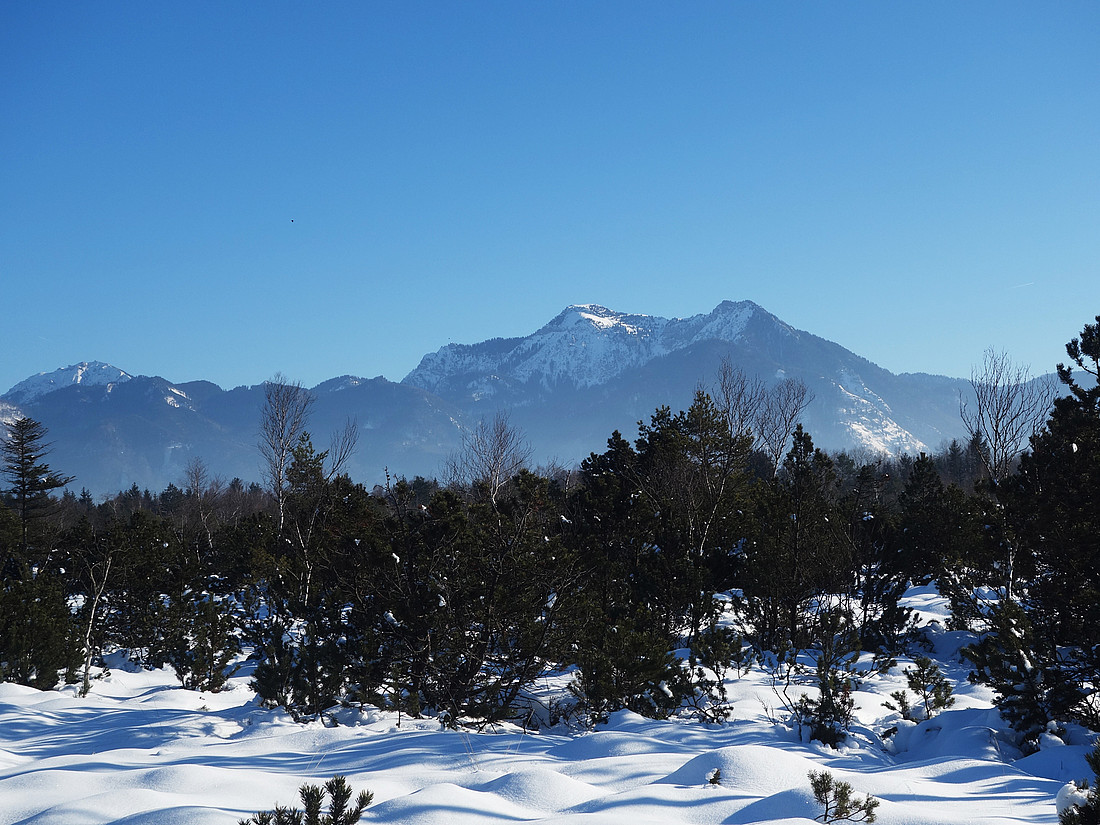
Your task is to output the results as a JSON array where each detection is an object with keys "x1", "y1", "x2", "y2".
[
  {"x1": 714, "y1": 358, "x2": 767, "y2": 444},
  {"x1": 258, "y1": 373, "x2": 315, "y2": 532},
  {"x1": 755, "y1": 377, "x2": 814, "y2": 476},
  {"x1": 445, "y1": 411, "x2": 532, "y2": 507},
  {"x1": 960, "y1": 348, "x2": 1056, "y2": 484},
  {"x1": 960, "y1": 348, "x2": 1056, "y2": 603},
  {"x1": 184, "y1": 457, "x2": 225, "y2": 551},
  {"x1": 326, "y1": 416, "x2": 360, "y2": 480},
  {"x1": 78, "y1": 536, "x2": 112, "y2": 698}
]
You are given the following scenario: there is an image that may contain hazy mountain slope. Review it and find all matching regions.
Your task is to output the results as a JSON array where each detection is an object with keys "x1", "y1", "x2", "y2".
[{"x1": 2, "y1": 368, "x2": 465, "y2": 496}]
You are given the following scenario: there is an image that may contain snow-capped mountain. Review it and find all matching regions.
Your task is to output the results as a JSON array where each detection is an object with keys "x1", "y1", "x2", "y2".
[
  {"x1": 4, "y1": 361, "x2": 132, "y2": 406},
  {"x1": 404, "y1": 301, "x2": 968, "y2": 459},
  {"x1": 405, "y1": 301, "x2": 761, "y2": 397},
  {"x1": 3, "y1": 300, "x2": 985, "y2": 495}
]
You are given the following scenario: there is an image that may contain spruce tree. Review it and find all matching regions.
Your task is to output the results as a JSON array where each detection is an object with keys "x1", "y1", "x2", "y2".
[
  {"x1": 1, "y1": 417, "x2": 74, "y2": 569},
  {"x1": 0, "y1": 417, "x2": 79, "y2": 688}
]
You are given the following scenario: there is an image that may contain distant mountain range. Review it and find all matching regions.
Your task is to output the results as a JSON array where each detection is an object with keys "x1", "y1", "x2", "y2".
[{"x1": 3, "y1": 300, "x2": 986, "y2": 496}]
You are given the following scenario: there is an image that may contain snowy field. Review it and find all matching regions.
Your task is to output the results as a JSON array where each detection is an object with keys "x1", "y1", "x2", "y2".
[{"x1": 1, "y1": 588, "x2": 1095, "y2": 825}]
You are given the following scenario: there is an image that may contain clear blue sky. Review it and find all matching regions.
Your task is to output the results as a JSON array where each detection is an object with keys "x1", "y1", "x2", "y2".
[{"x1": 2, "y1": 2, "x2": 1097, "y2": 395}]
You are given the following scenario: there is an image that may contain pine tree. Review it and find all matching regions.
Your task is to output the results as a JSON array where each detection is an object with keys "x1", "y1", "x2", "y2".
[
  {"x1": 562, "y1": 464, "x2": 696, "y2": 723},
  {"x1": 0, "y1": 572, "x2": 77, "y2": 689},
  {"x1": 1000, "y1": 315, "x2": 1100, "y2": 730},
  {"x1": 1, "y1": 417, "x2": 74, "y2": 569},
  {"x1": 962, "y1": 600, "x2": 1081, "y2": 748},
  {"x1": 808, "y1": 770, "x2": 879, "y2": 823},
  {"x1": 240, "y1": 775, "x2": 372, "y2": 825},
  {"x1": 0, "y1": 417, "x2": 79, "y2": 689},
  {"x1": 740, "y1": 426, "x2": 846, "y2": 650}
]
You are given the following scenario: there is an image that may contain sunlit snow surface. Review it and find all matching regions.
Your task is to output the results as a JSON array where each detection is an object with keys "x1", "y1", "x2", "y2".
[{"x1": 0, "y1": 589, "x2": 1093, "y2": 824}]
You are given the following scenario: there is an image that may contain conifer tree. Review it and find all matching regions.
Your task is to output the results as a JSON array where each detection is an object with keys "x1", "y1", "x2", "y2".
[
  {"x1": 563, "y1": 431, "x2": 690, "y2": 720},
  {"x1": 963, "y1": 600, "x2": 1081, "y2": 749},
  {"x1": 0, "y1": 417, "x2": 79, "y2": 688},
  {"x1": 1000, "y1": 314, "x2": 1100, "y2": 730},
  {"x1": 1, "y1": 417, "x2": 74, "y2": 568},
  {"x1": 740, "y1": 426, "x2": 846, "y2": 650}
]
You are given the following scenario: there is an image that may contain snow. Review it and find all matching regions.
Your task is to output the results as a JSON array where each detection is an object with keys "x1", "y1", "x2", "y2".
[
  {"x1": 0, "y1": 401, "x2": 20, "y2": 428},
  {"x1": 833, "y1": 371, "x2": 928, "y2": 456},
  {"x1": 3, "y1": 361, "x2": 132, "y2": 405},
  {"x1": 404, "y1": 301, "x2": 765, "y2": 392},
  {"x1": 1, "y1": 589, "x2": 1091, "y2": 825}
]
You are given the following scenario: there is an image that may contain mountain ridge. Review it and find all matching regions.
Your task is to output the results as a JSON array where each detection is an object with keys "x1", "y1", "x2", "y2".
[{"x1": 2, "y1": 300, "x2": 984, "y2": 495}]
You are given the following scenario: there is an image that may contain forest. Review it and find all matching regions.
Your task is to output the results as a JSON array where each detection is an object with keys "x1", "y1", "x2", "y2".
[{"x1": 0, "y1": 315, "x2": 1096, "y2": 761}]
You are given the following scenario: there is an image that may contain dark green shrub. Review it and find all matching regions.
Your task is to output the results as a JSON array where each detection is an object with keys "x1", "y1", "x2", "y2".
[{"x1": 239, "y1": 775, "x2": 372, "y2": 825}]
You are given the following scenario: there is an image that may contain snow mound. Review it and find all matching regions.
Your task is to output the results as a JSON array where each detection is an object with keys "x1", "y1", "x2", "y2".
[
  {"x1": 476, "y1": 767, "x2": 603, "y2": 811},
  {"x1": 544, "y1": 730, "x2": 676, "y2": 760},
  {"x1": 368, "y1": 782, "x2": 542, "y2": 824},
  {"x1": 657, "y1": 744, "x2": 815, "y2": 793}
]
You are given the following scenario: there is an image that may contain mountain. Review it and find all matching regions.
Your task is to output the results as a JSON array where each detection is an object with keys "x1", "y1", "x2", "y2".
[
  {"x1": 2, "y1": 302, "x2": 984, "y2": 496},
  {"x1": 404, "y1": 301, "x2": 972, "y2": 460},
  {"x1": 5, "y1": 362, "x2": 133, "y2": 406},
  {"x1": 1, "y1": 367, "x2": 466, "y2": 496},
  {"x1": 405, "y1": 302, "x2": 757, "y2": 397}
]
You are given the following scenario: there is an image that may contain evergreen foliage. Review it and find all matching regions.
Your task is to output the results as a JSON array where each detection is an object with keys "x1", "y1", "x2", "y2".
[
  {"x1": 0, "y1": 417, "x2": 79, "y2": 689},
  {"x1": 808, "y1": 770, "x2": 879, "y2": 823},
  {"x1": 3, "y1": 319, "x2": 1098, "y2": 745},
  {"x1": 1, "y1": 417, "x2": 74, "y2": 563},
  {"x1": 959, "y1": 315, "x2": 1100, "y2": 737},
  {"x1": 0, "y1": 572, "x2": 77, "y2": 689},
  {"x1": 963, "y1": 600, "x2": 1081, "y2": 749},
  {"x1": 239, "y1": 775, "x2": 372, "y2": 825},
  {"x1": 739, "y1": 426, "x2": 846, "y2": 651},
  {"x1": 883, "y1": 656, "x2": 954, "y2": 721},
  {"x1": 791, "y1": 609, "x2": 860, "y2": 747}
]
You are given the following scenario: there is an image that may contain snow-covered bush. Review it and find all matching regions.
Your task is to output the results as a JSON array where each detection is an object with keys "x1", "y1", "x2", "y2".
[{"x1": 1059, "y1": 746, "x2": 1100, "y2": 825}]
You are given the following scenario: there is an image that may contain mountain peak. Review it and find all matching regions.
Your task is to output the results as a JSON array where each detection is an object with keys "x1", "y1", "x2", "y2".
[
  {"x1": 4, "y1": 361, "x2": 132, "y2": 405},
  {"x1": 406, "y1": 300, "x2": 774, "y2": 395},
  {"x1": 545, "y1": 304, "x2": 655, "y2": 335}
]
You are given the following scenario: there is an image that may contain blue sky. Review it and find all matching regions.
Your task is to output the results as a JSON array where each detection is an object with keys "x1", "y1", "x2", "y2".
[{"x1": 2, "y1": 2, "x2": 1097, "y2": 395}]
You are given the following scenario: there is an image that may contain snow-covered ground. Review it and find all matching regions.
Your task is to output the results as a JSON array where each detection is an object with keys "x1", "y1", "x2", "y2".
[{"x1": 1, "y1": 588, "x2": 1094, "y2": 824}]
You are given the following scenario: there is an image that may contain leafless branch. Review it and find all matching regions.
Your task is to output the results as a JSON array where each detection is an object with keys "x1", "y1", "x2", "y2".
[
  {"x1": 960, "y1": 348, "x2": 1056, "y2": 482},
  {"x1": 327, "y1": 417, "x2": 360, "y2": 480},
  {"x1": 258, "y1": 373, "x2": 314, "y2": 531},
  {"x1": 715, "y1": 358, "x2": 766, "y2": 444},
  {"x1": 756, "y1": 377, "x2": 814, "y2": 476},
  {"x1": 446, "y1": 411, "x2": 532, "y2": 507}
]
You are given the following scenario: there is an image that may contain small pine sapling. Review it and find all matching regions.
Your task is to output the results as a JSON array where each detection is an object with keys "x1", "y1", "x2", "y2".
[
  {"x1": 239, "y1": 775, "x2": 373, "y2": 825},
  {"x1": 799, "y1": 610, "x2": 860, "y2": 747},
  {"x1": 906, "y1": 656, "x2": 954, "y2": 720},
  {"x1": 883, "y1": 656, "x2": 954, "y2": 721},
  {"x1": 882, "y1": 689, "x2": 913, "y2": 720},
  {"x1": 708, "y1": 768, "x2": 722, "y2": 786},
  {"x1": 808, "y1": 770, "x2": 879, "y2": 823}
]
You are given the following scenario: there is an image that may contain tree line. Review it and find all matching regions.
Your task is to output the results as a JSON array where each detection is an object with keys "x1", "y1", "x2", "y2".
[{"x1": 0, "y1": 316, "x2": 1096, "y2": 750}]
